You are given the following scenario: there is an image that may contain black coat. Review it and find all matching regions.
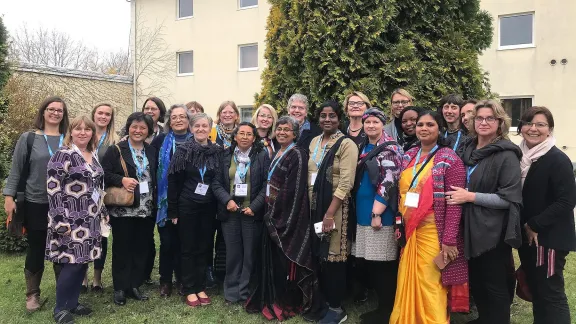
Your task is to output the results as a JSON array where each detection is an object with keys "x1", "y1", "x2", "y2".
[
  {"x1": 212, "y1": 147, "x2": 271, "y2": 221},
  {"x1": 297, "y1": 122, "x2": 322, "y2": 153},
  {"x1": 522, "y1": 146, "x2": 576, "y2": 251},
  {"x1": 102, "y1": 140, "x2": 158, "y2": 215}
]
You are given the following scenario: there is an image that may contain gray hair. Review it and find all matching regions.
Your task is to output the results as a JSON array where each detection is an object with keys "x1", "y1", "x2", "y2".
[
  {"x1": 190, "y1": 112, "x2": 213, "y2": 129},
  {"x1": 276, "y1": 116, "x2": 300, "y2": 142},
  {"x1": 164, "y1": 104, "x2": 194, "y2": 132},
  {"x1": 287, "y1": 93, "x2": 309, "y2": 111}
]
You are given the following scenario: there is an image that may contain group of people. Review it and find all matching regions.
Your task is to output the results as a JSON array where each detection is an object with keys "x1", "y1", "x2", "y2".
[{"x1": 2, "y1": 89, "x2": 574, "y2": 324}]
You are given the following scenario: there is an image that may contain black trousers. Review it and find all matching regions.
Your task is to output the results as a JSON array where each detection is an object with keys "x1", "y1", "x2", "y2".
[
  {"x1": 179, "y1": 200, "x2": 216, "y2": 295},
  {"x1": 110, "y1": 217, "x2": 154, "y2": 291},
  {"x1": 24, "y1": 202, "x2": 49, "y2": 273},
  {"x1": 319, "y1": 261, "x2": 347, "y2": 308},
  {"x1": 144, "y1": 229, "x2": 156, "y2": 281},
  {"x1": 93, "y1": 237, "x2": 108, "y2": 270},
  {"x1": 519, "y1": 245, "x2": 571, "y2": 324},
  {"x1": 366, "y1": 260, "x2": 398, "y2": 312},
  {"x1": 158, "y1": 221, "x2": 181, "y2": 284},
  {"x1": 54, "y1": 263, "x2": 87, "y2": 314},
  {"x1": 469, "y1": 242, "x2": 514, "y2": 324}
]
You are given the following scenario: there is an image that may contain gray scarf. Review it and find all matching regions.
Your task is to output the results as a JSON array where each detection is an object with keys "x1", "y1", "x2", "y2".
[{"x1": 233, "y1": 146, "x2": 251, "y2": 184}]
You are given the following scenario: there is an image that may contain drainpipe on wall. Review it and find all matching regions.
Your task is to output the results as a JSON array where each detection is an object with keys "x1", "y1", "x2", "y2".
[{"x1": 129, "y1": 0, "x2": 138, "y2": 112}]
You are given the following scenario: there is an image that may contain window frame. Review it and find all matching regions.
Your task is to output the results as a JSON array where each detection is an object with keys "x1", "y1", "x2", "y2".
[
  {"x1": 238, "y1": 0, "x2": 258, "y2": 10},
  {"x1": 238, "y1": 43, "x2": 259, "y2": 72},
  {"x1": 177, "y1": 51, "x2": 194, "y2": 76},
  {"x1": 239, "y1": 106, "x2": 254, "y2": 123},
  {"x1": 500, "y1": 96, "x2": 534, "y2": 132},
  {"x1": 498, "y1": 12, "x2": 535, "y2": 50},
  {"x1": 177, "y1": 0, "x2": 194, "y2": 20}
]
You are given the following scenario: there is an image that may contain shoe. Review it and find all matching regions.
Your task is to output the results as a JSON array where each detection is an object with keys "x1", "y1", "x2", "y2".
[
  {"x1": 128, "y1": 288, "x2": 149, "y2": 301},
  {"x1": 24, "y1": 269, "x2": 47, "y2": 313},
  {"x1": 198, "y1": 295, "x2": 211, "y2": 306},
  {"x1": 175, "y1": 282, "x2": 184, "y2": 296},
  {"x1": 159, "y1": 283, "x2": 172, "y2": 298},
  {"x1": 54, "y1": 310, "x2": 74, "y2": 324},
  {"x1": 354, "y1": 288, "x2": 368, "y2": 304},
  {"x1": 80, "y1": 285, "x2": 88, "y2": 293},
  {"x1": 113, "y1": 290, "x2": 126, "y2": 306},
  {"x1": 185, "y1": 294, "x2": 201, "y2": 308},
  {"x1": 319, "y1": 308, "x2": 348, "y2": 324},
  {"x1": 143, "y1": 278, "x2": 154, "y2": 286},
  {"x1": 205, "y1": 266, "x2": 216, "y2": 289},
  {"x1": 70, "y1": 303, "x2": 92, "y2": 316},
  {"x1": 90, "y1": 285, "x2": 103, "y2": 293}
]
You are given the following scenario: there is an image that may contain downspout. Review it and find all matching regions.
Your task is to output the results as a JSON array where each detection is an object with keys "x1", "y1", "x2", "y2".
[{"x1": 131, "y1": 0, "x2": 138, "y2": 112}]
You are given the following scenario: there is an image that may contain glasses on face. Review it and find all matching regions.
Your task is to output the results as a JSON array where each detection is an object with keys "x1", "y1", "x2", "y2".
[
  {"x1": 46, "y1": 107, "x2": 64, "y2": 115},
  {"x1": 474, "y1": 116, "x2": 498, "y2": 124},
  {"x1": 276, "y1": 127, "x2": 293, "y2": 133},
  {"x1": 170, "y1": 114, "x2": 188, "y2": 121},
  {"x1": 521, "y1": 121, "x2": 549, "y2": 129},
  {"x1": 221, "y1": 111, "x2": 236, "y2": 116},
  {"x1": 144, "y1": 107, "x2": 159, "y2": 112},
  {"x1": 347, "y1": 101, "x2": 366, "y2": 107},
  {"x1": 236, "y1": 132, "x2": 254, "y2": 138},
  {"x1": 392, "y1": 100, "x2": 411, "y2": 106},
  {"x1": 290, "y1": 105, "x2": 306, "y2": 111},
  {"x1": 258, "y1": 114, "x2": 273, "y2": 119}
]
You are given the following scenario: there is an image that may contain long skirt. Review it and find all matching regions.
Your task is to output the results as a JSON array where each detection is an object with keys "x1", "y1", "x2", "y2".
[{"x1": 390, "y1": 222, "x2": 449, "y2": 324}]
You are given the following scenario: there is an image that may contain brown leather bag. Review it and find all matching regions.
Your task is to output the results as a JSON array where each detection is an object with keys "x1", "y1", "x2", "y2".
[{"x1": 104, "y1": 145, "x2": 135, "y2": 207}]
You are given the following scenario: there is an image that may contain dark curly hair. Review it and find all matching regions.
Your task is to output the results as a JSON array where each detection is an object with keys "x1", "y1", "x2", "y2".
[{"x1": 230, "y1": 122, "x2": 264, "y2": 156}]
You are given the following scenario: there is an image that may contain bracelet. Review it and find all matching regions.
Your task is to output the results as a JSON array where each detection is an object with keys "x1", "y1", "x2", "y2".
[
  {"x1": 371, "y1": 213, "x2": 381, "y2": 218},
  {"x1": 324, "y1": 215, "x2": 334, "y2": 220}
]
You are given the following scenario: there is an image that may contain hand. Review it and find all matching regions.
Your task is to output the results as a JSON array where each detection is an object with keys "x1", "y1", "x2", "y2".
[
  {"x1": 371, "y1": 216, "x2": 382, "y2": 230},
  {"x1": 104, "y1": 216, "x2": 110, "y2": 223},
  {"x1": 322, "y1": 216, "x2": 335, "y2": 233},
  {"x1": 524, "y1": 223, "x2": 538, "y2": 247},
  {"x1": 445, "y1": 186, "x2": 474, "y2": 205},
  {"x1": 442, "y1": 244, "x2": 458, "y2": 263},
  {"x1": 242, "y1": 207, "x2": 254, "y2": 216},
  {"x1": 4, "y1": 196, "x2": 16, "y2": 224},
  {"x1": 121, "y1": 177, "x2": 139, "y2": 192},
  {"x1": 226, "y1": 200, "x2": 239, "y2": 212},
  {"x1": 172, "y1": 218, "x2": 178, "y2": 225}
]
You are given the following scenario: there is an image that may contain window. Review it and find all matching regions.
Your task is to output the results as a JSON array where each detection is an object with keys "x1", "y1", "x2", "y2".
[
  {"x1": 502, "y1": 97, "x2": 532, "y2": 128},
  {"x1": 239, "y1": 0, "x2": 258, "y2": 9},
  {"x1": 239, "y1": 44, "x2": 258, "y2": 71},
  {"x1": 177, "y1": 51, "x2": 193, "y2": 75},
  {"x1": 499, "y1": 13, "x2": 534, "y2": 49},
  {"x1": 178, "y1": 0, "x2": 193, "y2": 19},
  {"x1": 240, "y1": 107, "x2": 253, "y2": 122}
]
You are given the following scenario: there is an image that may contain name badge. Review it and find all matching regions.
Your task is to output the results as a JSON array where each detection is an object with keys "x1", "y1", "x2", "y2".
[
  {"x1": 405, "y1": 192, "x2": 420, "y2": 208},
  {"x1": 266, "y1": 184, "x2": 270, "y2": 197},
  {"x1": 91, "y1": 190, "x2": 100, "y2": 204},
  {"x1": 235, "y1": 184, "x2": 248, "y2": 197},
  {"x1": 139, "y1": 181, "x2": 149, "y2": 194},
  {"x1": 310, "y1": 173, "x2": 318, "y2": 186},
  {"x1": 195, "y1": 183, "x2": 209, "y2": 196}
]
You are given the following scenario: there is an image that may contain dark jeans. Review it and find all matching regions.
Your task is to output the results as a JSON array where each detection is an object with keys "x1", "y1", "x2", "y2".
[
  {"x1": 24, "y1": 202, "x2": 49, "y2": 273},
  {"x1": 207, "y1": 218, "x2": 226, "y2": 281},
  {"x1": 319, "y1": 261, "x2": 347, "y2": 308},
  {"x1": 158, "y1": 221, "x2": 181, "y2": 284},
  {"x1": 366, "y1": 259, "x2": 398, "y2": 313},
  {"x1": 54, "y1": 263, "x2": 87, "y2": 314},
  {"x1": 221, "y1": 215, "x2": 261, "y2": 302},
  {"x1": 110, "y1": 217, "x2": 154, "y2": 291},
  {"x1": 179, "y1": 200, "x2": 216, "y2": 295},
  {"x1": 469, "y1": 242, "x2": 514, "y2": 324},
  {"x1": 519, "y1": 245, "x2": 571, "y2": 324},
  {"x1": 94, "y1": 237, "x2": 108, "y2": 270}
]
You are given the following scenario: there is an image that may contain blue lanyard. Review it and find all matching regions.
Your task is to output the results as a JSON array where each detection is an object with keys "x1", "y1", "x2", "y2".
[
  {"x1": 467, "y1": 165, "x2": 478, "y2": 185},
  {"x1": 268, "y1": 143, "x2": 295, "y2": 181},
  {"x1": 312, "y1": 137, "x2": 329, "y2": 169},
  {"x1": 234, "y1": 156, "x2": 251, "y2": 182},
  {"x1": 411, "y1": 145, "x2": 438, "y2": 189},
  {"x1": 42, "y1": 132, "x2": 64, "y2": 157},
  {"x1": 444, "y1": 130, "x2": 461, "y2": 151},
  {"x1": 128, "y1": 141, "x2": 148, "y2": 179},
  {"x1": 172, "y1": 132, "x2": 192, "y2": 153},
  {"x1": 199, "y1": 166, "x2": 207, "y2": 183},
  {"x1": 97, "y1": 132, "x2": 107, "y2": 152}
]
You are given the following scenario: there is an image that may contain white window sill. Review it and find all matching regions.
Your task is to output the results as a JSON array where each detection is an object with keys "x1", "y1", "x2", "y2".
[
  {"x1": 238, "y1": 67, "x2": 258, "y2": 72},
  {"x1": 238, "y1": 5, "x2": 258, "y2": 10},
  {"x1": 176, "y1": 16, "x2": 194, "y2": 21},
  {"x1": 177, "y1": 72, "x2": 194, "y2": 77},
  {"x1": 498, "y1": 44, "x2": 535, "y2": 51}
]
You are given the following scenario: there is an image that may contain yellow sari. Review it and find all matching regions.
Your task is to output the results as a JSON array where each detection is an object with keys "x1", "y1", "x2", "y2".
[{"x1": 389, "y1": 160, "x2": 449, "y2": 324}]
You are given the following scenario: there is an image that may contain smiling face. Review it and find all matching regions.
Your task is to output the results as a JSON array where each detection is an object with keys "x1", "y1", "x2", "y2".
[
  {"x1": 474, "y1": 107, "x2": 499, "y2": 138},
  {"x1": 442, "y1": 102, "x2": 461, "y2": 125},
  {"x1": 346, "y1": 95, "x2": 367, "y2": 118},
  {"x1": 363, "y1": 116, "x2": 384, "y2": 139},
  {"x1": 521, "y1": 113, "x2": 551, "y2": 149},
  {"x1": 143, "y1": 100, "x2": 160, "y2": 123},
  {"x1": 391, "y1": 93, "x2": 412, "y2": 118},
  {"x1": 275, "y1": 123, "x2": 296, "y2": 147},
  {"x1": 319, "y1": 106, "x2": 339, "y2": 134},
  {"x1": 235, "y1": 125, "x2": 256, "y2": 151},
  {"x1": 44, "y1": 102, "x2": 65, "y2": 126},
  {"x1": 460, "y1": 103, "x2": 475, "y2": 130},
  {"x1": 192, "y1": 117, "x2": 211, "y2": 143},
  {"x1": 128, "y1": 120, "x2": 150, "y2": 144},
  {"x1": 170, "y1": 107, "x2": 189, "y2": 134},
  {"x1": 257, "y1": 107, "x2": 274, "y2": 130},
  {"x1": 71, "y1": 121, "x2": 94, "y2": 148},
  {"x1": 219, "y1": 105, "x2": 238, "y2": 128},
  {"x1": 401, "y1": 110, "x2": 418, "y2": 136},
  {"x1": 94, "y1": 105, "x2": 113, "y2": 129},
  {"x1": 416, "y1": 114, "x2": 440, "y2": 146},
  {"x1": 288, "y1": 100, "x2": 307, "y2": 125}
]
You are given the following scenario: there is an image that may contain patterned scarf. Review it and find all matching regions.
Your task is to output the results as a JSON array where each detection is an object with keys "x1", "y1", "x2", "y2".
[
  {"x1": 233, "y1": 146, "x2": 251, "y2": 184},
  {"x1": 216, "y1": 123, "x2": 233, "y2": 148},
  {"x1": 156, "y1": 132, "x2": 175, "y2": 227}
]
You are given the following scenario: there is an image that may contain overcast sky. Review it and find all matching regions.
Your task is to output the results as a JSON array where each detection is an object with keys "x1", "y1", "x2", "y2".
[{"x1": 1, "y1": 0, "x2": 131, "y2": 52}]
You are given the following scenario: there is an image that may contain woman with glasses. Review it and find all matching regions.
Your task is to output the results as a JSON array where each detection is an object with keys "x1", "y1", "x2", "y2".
[
  {"x1": 3, "y1": 96, "x2": 69, "y2": 312},
  {"x1": 142, "y1": 97, "x2": 167, "y2": 143},
  {"x1": 251, "y1": 104, "x2": 279, "y2": 158},
  {"x1": 343, "y1": 91, "x2": 372, "y2": 147},
  {"x1": 212, "y1": 122, "x2": 270, "y2": 305},
  {"x1": 517, "y1": 106, "x2": 575, "y2": 324},
  {"x1": 186, "y1": 101, "x2": 204, "y2": 115},
  {"x1": 151, "y1": 104, "x2": 194, "y2": 298},
  {"x1": 384, "y1": 89, "x2": 414, "y2": 146},
  {"x1": 447, "y1": 100, "x2": 522, "y2": 323}
]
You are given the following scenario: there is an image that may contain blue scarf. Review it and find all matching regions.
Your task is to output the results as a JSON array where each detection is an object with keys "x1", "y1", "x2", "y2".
[{"x1": 156, "y1": 131, "x2": 176, "y2": 227}]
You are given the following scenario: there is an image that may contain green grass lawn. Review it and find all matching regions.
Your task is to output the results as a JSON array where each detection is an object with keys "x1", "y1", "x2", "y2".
[{"x1": 0, "y1": 243, "x2": 573, "y2": 323}]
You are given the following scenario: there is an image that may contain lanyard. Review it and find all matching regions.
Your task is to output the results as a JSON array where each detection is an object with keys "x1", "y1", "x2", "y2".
[
  {"x1": 171, "y1": 132, "x2": 192, "y2": 154},
  {"x1": 199, "y1": 166, "x2": 207, "y2": 183},
  {"x1": 467, "y1": 165, "x2": 478, "y2": 185},
  {"x1": 312, "y1": 137, "x2": 329, "y2": 169},
  {"x1": 128, "y1": 141, "x2": 148, "y2": 179},
  {"x1": 42, "y1": 132, "x2": 64, "y2": 157},
  {"x1": 410, "y1": 145, "x2": 438, "y2": 189},
  {"x1": 268, "y1": 143, "x2": 295, "y2": 181},
  {"x1": 234, "y1": 156, "x2": 251, "y2": 182},
  {"x1": 97, "y1": 132, "x2": 107, "y2": 152},
  {"x1": 444, "y1": 130, "x2": 461, "y2": 151}
]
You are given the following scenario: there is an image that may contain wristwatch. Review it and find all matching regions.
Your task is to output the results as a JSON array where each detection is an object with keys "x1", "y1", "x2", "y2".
[{"x1": 371, "y1": 213, "x2": 381, "y2": 218}]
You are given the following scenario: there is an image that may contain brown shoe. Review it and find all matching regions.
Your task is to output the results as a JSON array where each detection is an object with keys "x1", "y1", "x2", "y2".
[
  {"x1": 159, "y1": 282, "x2": 172, "y2": 298},
  {"x1": 24, "y1": 269, "x2": 47, "y2": 312}
]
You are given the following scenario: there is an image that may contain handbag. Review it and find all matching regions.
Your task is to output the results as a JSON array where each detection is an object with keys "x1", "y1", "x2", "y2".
[
  {"x1": 7, "y1": 132, "x2": 35, "y2": 237},
  {"x1": 515, "y1": 265, "x2": 533, "y2": 302},
  {"x1": 103, "y1": 145, "x2": 135, "y2": 207}
]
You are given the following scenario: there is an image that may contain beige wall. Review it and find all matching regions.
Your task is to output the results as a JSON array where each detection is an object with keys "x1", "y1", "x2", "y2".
[{"x1": 480, "y1": 0, "x2": 576, "y2": 160}]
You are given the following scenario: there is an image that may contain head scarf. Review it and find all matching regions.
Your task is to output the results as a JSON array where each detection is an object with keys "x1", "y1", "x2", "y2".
[{"x1": 362, "y1": 107, "x2": 389, "y2": 126}]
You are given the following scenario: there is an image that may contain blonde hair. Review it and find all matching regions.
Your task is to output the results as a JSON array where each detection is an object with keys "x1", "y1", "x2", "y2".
[
  {"x1": 343, "y1": 91, "x2": 372, "y2": 114},
  {"x1": 64, "y1": 115, "x2": 97, "y2": 152},
  {"x1": 468, "y1": 99, "x2": 511, "y2": 139},
  {"x1": 389, "y1": 88, "x2": 415, "y2": 118},
  {"x1": 216, "y1": 101, "x2": 240, "y2": 125},
  {"x1": 251, "y1": 104, "x2": 278, "y2": 139},
  {"x1": 91, "y1": 103, "x2": 119, "y2": 146}
]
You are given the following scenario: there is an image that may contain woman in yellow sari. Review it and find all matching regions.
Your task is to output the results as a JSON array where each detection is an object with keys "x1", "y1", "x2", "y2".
[{"x1": 390, "y1": 110, "x2": 468, "y2": 324}]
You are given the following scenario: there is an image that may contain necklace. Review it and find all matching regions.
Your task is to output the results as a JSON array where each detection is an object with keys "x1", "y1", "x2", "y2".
[{"x1": 348, "y1": 125, "x2": 362, "y2": 133}]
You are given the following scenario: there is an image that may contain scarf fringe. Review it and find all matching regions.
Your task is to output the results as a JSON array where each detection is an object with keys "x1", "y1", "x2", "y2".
[{"x1": 169, "y1": 140, "x2": 222, "y2": 174}]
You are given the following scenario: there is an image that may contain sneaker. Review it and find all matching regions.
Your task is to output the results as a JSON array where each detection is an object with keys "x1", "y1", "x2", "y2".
[
  {"x1": 70, "y1": 303, "x2": 92, "y2": 316},
  {"x1": 319, "y1": 308, "x2": 348, "y2": 324},
  {"x1": 54, "y1": 310, "x2": 74, "y2": 324}
]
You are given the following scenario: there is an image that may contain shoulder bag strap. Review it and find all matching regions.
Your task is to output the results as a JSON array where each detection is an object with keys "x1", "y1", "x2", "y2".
[{"x1": 116, "y1": 145, "x2": 129, "y2": 177}]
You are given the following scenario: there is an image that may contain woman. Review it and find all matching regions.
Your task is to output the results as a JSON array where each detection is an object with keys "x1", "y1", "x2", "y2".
[
  {"x1": 213, "y1": 122, "x2": 271, "y2": 305},
  {"x1": 308, "y1": 101, "x2": 358, "y2": 323},
  {"x1": 186, "y1": 101, "x2": 204, "y2": 114},
  {"x1": 168, "y1": 113, "x2": 223, "y2": 307},
  {"x1": 399, "y1": 106, "x2": 425, "y2": 152},
  {"x1": 250, "y1": 104, "x2": 278, "y2": 157},
  {"x1": 446, "y1": 100, "x2": 522, "y2": 323},
  {"x1": 438, "y1": 94, "x2": 469, "y2": 153},
  {"x1": 343, "y1": 91, "x2": 372, "y2": 147},
  {"x1": 142, "y1": 97, "x2": 167, "y2": 143},
  {"x1": 517, "y1": 106, "x2": 576, "y2": 324},
  {"x1": 384, "y1": 88, "x2": 414, "y2": 146},
  {"x1": 246, "y1": 116, "x2": 325, "y2": 322},
  {"x1": 3, "y1": 96, "x2": 69, "y2": 312},
  {"x1": 82, "y1": 103, "x2": 119, "y2": 292},
  {"x1": 390, "y1": 110, "x2": 468, "y2": 324},
  {"x1": 351, "y1": 108, "x2": 403, "y2": 324},
  {"x1": 102, "y1": 112, "x2": 157, "y2": 306},
  {"x1": 151, "y1": 105, "x2": 194, "y2": 298},
  {"x1": 46, "y1": 116, "x2": 107, "y2": 324},
  {"x1": 460, "y1": 100, "x2": 477, "y2": 132},
  {"x1": 210, "y1": 100, "x2": 240, "y2": 149}
]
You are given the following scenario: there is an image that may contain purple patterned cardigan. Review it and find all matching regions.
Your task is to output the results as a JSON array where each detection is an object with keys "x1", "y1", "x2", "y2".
[{"x1": 403, "y1": 146, "x2": 468, "y2": 286}]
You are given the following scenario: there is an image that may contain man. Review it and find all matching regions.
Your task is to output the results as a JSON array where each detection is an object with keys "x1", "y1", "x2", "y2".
[
  {"x1": 437, "y1": 93, "x2": 468, "y2": 152},
  {"x1": 287, "y1": 93, "x2": 322, "y2": 150},
  {"x1": 460, "y1": 99, "x2": 477, "y2": 132}
]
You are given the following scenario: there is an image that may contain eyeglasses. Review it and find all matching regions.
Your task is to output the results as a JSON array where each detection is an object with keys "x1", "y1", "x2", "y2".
[
  {"x1": 258, "y1": 114, "x2": 273, "y2": 119},
  {"x1": 474, "y1": 116, "x2": 498, "y2": 124},
  {"x1": 520, "y1": 121, "x2": 549, "y2": 129},
  {"x1": 46, "y1": 107, "x2": 64, "y2": 115},
  {"x1": 144, "y1": 107, "x2": 159, "y2": 112},
  {"x1": 170, "y1": 115, "x2": 188, "y2": 121},
  {"x1": 236, "y1": 132, "x2": 254, "y2": 138},
  {"x1": 392, "y1": 100, "x2": 411, "y2": 106},
  {"x1": 347, "y1": 101, "x2": 366, "y2": 107},
  {"x1": 276, "y1": 127, "x2": 293, "y2": 133},
  {"x1": 221, "y1": 111, "x2": 237, "y2": 116},
  {"x1": 289, "y1": 105, "x2": 306, "y2": 111}
]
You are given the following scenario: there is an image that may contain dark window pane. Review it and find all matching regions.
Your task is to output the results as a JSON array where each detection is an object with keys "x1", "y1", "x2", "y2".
[
  {"x1": 500, "y1": 14, "x2": 533, "y2": 46},
  {"x1": 179, "y1": 52, "x2": 193, "y2": 74},
  {"x1": 240, "y1": 0, "x2": 258, "y2": 8},
  {"x1": 240, "y1": 45, "x2": 258, "y2": 69},
  {"x1": 241, "y1": 108, "x2": 253, "y2": 122},
  {"x1": 502, "y1": 98, "x2": 532, "y2": 127},
  {"x1": 179, "y1": 0, "x2": 193, "y2": 18}
]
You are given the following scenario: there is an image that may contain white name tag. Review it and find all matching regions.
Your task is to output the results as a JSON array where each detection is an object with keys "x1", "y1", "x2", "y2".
[
  {"x1": 139, "y1": 181, "x2": 149, "y2": 194},
  {"x1": 405, "y1": 192, "x2": 420, "y2": 208},
  {"x1": 195, "y1": 183, "x2": 209, "y2": 196},
  {"x1": 91, "y1": 190, "x2": 100, "y2": 204},
  {"x1": 266, "y1": 184, "x2": 270, "y2": 197},
  {"x1": 310, "y1": 173, "x2": 318, "y2": 186},
  {"x1": 235, "y1": 184, "x2": 248, "y2": 197}
]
